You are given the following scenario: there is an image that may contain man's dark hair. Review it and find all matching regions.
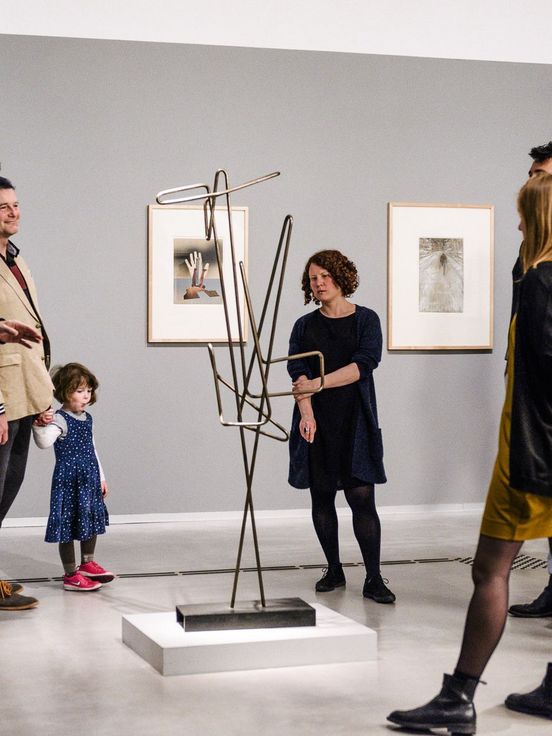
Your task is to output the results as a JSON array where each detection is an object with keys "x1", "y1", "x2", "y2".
[
  {"x1": 0, "y1": 176, "x2": 14, "y2": 190},
  {"x1": 529, "y1": 142, "x2": 552, "y2": 163}
]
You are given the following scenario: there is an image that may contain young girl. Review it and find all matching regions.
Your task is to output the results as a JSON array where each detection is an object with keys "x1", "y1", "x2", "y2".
[{"x1": 33, "y1": 362, "x2": 113, "y2": 592}]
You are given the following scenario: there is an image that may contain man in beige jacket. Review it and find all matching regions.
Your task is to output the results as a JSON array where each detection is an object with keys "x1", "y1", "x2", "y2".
[{"x1": 0, "y1": 176, "x2": 53, "y2": 611}]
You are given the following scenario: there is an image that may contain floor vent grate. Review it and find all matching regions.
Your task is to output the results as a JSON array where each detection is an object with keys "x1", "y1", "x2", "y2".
[
  {"x1": 9, "y1": 555, "x2": 546, "y2": 584},
  {"x1": 456, "y1": 554, "x2": 547, "y2": 570}
]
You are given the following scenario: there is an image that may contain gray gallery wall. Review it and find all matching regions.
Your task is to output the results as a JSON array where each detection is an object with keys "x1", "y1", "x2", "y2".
[{"x1": 1, "y1": 33, "x2": 551, "y2": 518}]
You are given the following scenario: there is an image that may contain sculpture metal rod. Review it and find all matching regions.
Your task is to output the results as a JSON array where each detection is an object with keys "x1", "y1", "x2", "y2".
[
  {"x1": 156, "y1": 171, "x2": 280, "y2": 205},
  {"x1": 229, "y1": 258, "x2": 278, "y2": 608},
  {"x1": 216, "y1": 171, "x2": 248, "y2": 392},
  {"x1": 229, "y1": 222, "x2": 294, "y2": 607},
  {"x1": 207, "y1": 204, "x2": 243, "y2": 410},
  {"x1": 245, "y1": 351, "x2": 325, "y2": 399},
  {"x1": 203, "y1": 199, "x2": 266, "y2": 606},
  {"x1": 212, "y1": 371, "x2": 289, "y2": 441},
  {"x1": 206, "y1": 346, "x2": 272, "y2": 428},
  {"x1": 239, "y1": 215, "x2": 292, "y2": 414},
  {"x1": 258, "y1": 216, "x2": 291, "y2": 381},
  {"x1": 202, "y1": 176, "x2": 267, "y2": 608},
  {"x1": 233, "y1": 432, "x2": 265, "y2": 606}
]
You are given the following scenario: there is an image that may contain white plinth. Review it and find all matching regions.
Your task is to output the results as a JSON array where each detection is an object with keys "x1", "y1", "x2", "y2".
[{"x1": 122, "y1": 602, "x2": 377, "y2": 676}]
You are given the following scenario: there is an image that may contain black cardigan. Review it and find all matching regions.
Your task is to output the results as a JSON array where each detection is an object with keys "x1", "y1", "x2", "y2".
[{"x1": 510, "y1": 261, "x2": 552, "y2": 496}]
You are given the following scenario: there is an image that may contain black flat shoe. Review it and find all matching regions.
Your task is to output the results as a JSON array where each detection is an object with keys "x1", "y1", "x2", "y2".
[
  {"x1": 363, "y1": 574, "x2": 395, "y2": 603},
  {"x1": 315, "y1": 565, "x2": 346, "y2": 592}
]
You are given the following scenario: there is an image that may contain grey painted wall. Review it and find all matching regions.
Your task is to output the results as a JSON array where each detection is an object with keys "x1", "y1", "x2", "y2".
[{"x1": 1, "y1": 34, "x2": 550, "y2": 517}]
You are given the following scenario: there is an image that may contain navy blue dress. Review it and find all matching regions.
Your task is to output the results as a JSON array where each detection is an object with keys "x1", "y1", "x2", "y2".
[
  {"x1": 45, "y1": 410, "x2": 109, "y2": 543},
  {"x1": 287, "y1": 305, "x2": 387, "y2": 489}
]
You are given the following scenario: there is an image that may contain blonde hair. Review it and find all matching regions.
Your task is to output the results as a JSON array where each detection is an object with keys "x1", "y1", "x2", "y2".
[{"x1": 518, "y1": 172, "x2": 552, "y2": 272}]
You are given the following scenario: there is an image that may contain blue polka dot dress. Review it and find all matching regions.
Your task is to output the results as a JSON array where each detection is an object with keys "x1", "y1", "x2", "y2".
[{"x1": 45, "y1": 410, "x2": 109, "y2": 543}]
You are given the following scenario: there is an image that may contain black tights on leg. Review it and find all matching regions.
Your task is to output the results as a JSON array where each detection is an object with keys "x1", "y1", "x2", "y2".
[
  {"x1": 455, "y1": 534, "x2": 522, "y2": 679},
  {"x1": 344, "y1": 483, "x2": 381, "y2": 578},
  {"x1": 310, "y1": 486, "x2": 340, "y2": 566},
  {"x1": 310, "y1": 482, "x2": 382, "y2": 574}
]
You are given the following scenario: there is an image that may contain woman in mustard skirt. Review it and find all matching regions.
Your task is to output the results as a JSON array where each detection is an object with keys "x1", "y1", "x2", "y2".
[{"x1": 388, "y1": 172, "x2": 552, "y2": 734}]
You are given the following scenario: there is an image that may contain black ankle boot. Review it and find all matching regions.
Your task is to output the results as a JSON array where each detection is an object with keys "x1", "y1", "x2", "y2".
[
  {"x1": 315, "y1": 565, "x2": 345, "y2": 592},
  {"x1": 505, "y1": 662, "x2": 552, "y2": 719},
  {"x1": 387, "y1": 673, "x2": 477, "y2": 735},
  {"x1": 508, "y1": 584, "x2": 552, "y2": 617}
]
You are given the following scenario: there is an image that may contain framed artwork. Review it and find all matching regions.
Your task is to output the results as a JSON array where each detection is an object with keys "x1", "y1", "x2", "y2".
[
  {"x1": 387, "y1": 202, "x2": 494, "y2": 350},
  {"x1": 148, "y1": 205, "x2": 248, "y2": 343}
]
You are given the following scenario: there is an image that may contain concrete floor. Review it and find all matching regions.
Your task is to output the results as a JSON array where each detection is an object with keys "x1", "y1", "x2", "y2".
[{"x1": 2, "y1": 509, "x2": 551, "y2": 736}]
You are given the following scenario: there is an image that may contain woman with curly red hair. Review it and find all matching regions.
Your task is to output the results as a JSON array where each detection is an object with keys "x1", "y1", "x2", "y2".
[{"x1": 287, "y1": 250, "x2": 395, "y2": 604}]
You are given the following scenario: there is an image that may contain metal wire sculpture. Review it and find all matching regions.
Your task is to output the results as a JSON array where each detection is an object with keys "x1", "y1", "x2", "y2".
[{"x1": 156, "y1": 170, "x2": 324, "y2": 609}]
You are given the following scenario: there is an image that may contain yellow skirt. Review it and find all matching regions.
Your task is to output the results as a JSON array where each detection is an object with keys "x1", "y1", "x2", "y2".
[{"x1": 480, "y1": 316, "x2": 552, "y2": 541}]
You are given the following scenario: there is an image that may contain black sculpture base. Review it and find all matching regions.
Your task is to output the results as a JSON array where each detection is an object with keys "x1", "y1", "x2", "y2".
[{"x1": 176, "y1": 597, "x2": 316, "y2": 632}]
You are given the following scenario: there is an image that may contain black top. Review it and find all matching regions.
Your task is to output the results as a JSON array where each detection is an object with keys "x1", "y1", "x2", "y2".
[
  {"x1": 287, "y1": 305, "x2": 386, "y2": 489},
  {"x1": 300, "y1": 309, "x2": 359, "y2": 491}
]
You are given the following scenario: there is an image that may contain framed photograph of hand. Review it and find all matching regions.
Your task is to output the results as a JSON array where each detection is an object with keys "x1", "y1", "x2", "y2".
[{"x1": 148, "y1": 205, "x2": 248, "y2": 343}]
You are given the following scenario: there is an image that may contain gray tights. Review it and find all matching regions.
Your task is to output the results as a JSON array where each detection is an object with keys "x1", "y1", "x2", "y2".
[{"x1": 58, "y1": 536, "x2": 97, "y2": 575}]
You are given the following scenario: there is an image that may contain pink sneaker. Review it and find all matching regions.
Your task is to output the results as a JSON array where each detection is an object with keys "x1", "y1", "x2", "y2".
[
  {"x1": 78, "y1": 561, "x2": 114, "y2": 584},
  {"x1": 63, "y1": 572, "x2": 101, "y2": 592}
]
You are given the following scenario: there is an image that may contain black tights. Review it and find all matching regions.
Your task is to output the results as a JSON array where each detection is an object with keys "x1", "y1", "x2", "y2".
[
  {"x1": 58, "y1": 536, "x2": 97, "y2": 574},
  {"x1": 309, "y1": 482, "x2": 381, "y2": 578},
  {"x1": 455, "y1": 534, "x2": 522, "y2": 679}
]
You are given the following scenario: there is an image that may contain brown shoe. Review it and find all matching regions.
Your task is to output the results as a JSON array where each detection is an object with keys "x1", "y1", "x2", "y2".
[
  {"x1": 0, "y1": 580, "x2": 38, "y2": 610},
  {"x1": 6, "y1": 581, "x2": 24, "y2": 594}
]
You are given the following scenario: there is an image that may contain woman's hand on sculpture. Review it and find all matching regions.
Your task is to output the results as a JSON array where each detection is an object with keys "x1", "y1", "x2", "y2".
[{"x1": 292, "y1": 375, "x2": 320, "y2": 399}]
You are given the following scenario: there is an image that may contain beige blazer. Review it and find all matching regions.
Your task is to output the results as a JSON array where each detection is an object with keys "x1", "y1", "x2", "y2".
[{"x1": 0, "y1": 254, "x2": 53, "y2": 421}]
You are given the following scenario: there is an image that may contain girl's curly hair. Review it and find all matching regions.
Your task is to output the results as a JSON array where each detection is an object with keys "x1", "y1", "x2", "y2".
[
  {"x1": 301, "y1": 250, "x2": 359, "y2": 305},
  {"x1": 51, "y1": 362, "x2": 99, "y2": 406}
]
